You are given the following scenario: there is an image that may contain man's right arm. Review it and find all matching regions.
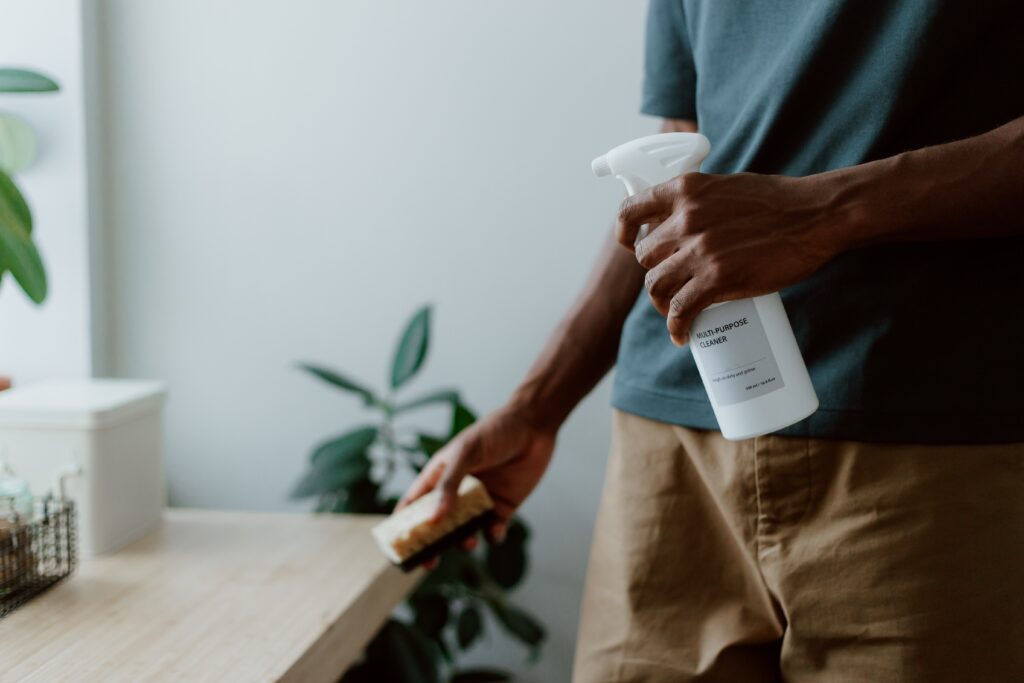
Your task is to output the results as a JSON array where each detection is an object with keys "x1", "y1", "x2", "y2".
[
  {"x1": 511, "y1": 118, "x2": 698, "y2": 426},
  {"x1": 507, "y1": 222, "x2": 647, "y2": 429},
  {"x1": 398, "y1": 120, "x2": 695, "y2": 546}
]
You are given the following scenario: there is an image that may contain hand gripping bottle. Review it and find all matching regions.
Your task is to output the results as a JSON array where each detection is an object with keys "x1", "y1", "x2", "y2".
[{"x1": 593, "y1": 133, "x2": 818, "y2": 440}]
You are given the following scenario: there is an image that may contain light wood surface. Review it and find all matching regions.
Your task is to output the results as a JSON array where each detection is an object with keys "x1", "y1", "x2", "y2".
[{"x1": 0, "y1": 509, "x2": 423, "y2": 682}]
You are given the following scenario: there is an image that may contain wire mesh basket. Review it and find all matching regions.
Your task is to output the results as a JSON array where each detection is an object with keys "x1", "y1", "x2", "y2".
[{"x1": 0, "y1": 497, "x2": 77, "y2": 618}]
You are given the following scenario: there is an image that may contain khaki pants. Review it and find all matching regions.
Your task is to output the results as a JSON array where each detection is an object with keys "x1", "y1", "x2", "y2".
[{"x1": 573, "y1": 411, "x2": 1024, "y2": 682}]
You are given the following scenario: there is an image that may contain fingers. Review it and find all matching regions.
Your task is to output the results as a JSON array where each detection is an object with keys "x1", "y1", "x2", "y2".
[
  {"x1": 395, "y1": 457, "x2": 444, "y2": 511},
  {"x1": 644, "y1": 249, "x2": 694, "y2": 316},
  {"x1": 616, "y1": 180, "x2": 679, "y2": 248},
  {"x1": 630, "y1": 223, "x2": 679, "y2": 270},
  {"x1": 667, "y1": 279, "x2": 718, "y2": 346},
  {"x1": 489, "y1": 519, "x2": 508, "y2": 544},
  {"x1": 432, "y1": 444, "x2": 473, "y2": 522},
  {"x1": 421, "y1": 505, "x2": 512, "y2": 571},
  {"x1": 635, "y1": 209, "x2": 694, "y2": 269},
  {"x1": 422, "y1": 525, "x2": 493, "y2": 571},
  {"x1": 399, "y1": 433, "x2": 474, "y2": 520},
  {"x1": 431, "y1": 518, "x2": 506, "y2": 571}
]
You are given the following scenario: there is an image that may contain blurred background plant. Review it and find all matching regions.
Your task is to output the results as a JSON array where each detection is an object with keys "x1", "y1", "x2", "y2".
[
  {"x1": 0, "y1": 67, "x2": 58, "y2": 305},
  {"x1": 292, "y1": 305, "x2": 545, "y2": 683}
]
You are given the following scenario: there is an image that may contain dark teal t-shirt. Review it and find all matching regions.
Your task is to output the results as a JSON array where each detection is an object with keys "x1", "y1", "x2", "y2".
[{"x1": 613, "y1": 0, "x2": 1024, "y2": 443}]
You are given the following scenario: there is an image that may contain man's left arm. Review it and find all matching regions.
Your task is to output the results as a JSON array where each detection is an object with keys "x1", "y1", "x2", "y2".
[{"x1": 618, "y1": 116, "x2": 1024, "y2": 345}]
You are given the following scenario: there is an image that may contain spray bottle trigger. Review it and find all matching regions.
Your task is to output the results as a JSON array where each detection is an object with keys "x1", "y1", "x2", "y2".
[{"x1": 619, "y1": 174, "x2": 649, "y2": 197}]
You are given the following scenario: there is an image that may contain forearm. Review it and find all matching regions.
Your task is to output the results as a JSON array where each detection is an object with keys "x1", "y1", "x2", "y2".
[
  {"x1": 823, "y1": 116, "x2": 1024, "y2": 249},
  {"x1": 508, "y1": 120, "x2": 698, "y2": 427},
  {"x1": 508, "y1": 229, "x2": 645, "y2": 431}
]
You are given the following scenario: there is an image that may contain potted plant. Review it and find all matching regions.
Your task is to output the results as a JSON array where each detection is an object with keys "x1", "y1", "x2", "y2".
[
  {"x1": 0, "y1": 67, "x2": 57, "y2": 305},
  {"x1": 292, "y1": 305, "x2": 545, "y2": 683},
  {"x1": 0, "y1": 67, "x2": 59, "y2": 391}
]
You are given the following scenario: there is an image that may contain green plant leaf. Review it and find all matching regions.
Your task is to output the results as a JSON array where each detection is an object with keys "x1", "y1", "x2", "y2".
[
  {"x1": 417, "y1": 550, "x2": 472, "y2": 593},
  {"x1": 0, "y1": 168, "x2": 32, "y2": 231},
  {"x1": 310, "y1": 426, "x2": 378, "y2": 469},
  {"x1": 0, "y1": 68, "x2": 59, "y2": 93},
  {"x1": 433, "y1": 634, "x2": 452, "y2": 664},
  {"x1": 450, "y1": 402, "x2": 476, "y2": 439},
  {"x1": 485, "y1": 518, "x2": 528, "y2": 589},
  {"x1": 0, "y1": 170, "x2": 27, "y2": 293},
  {"x1": 487, "y1": 601, "x2": 545, "y2": 649},
  {"x1": 0, "y1": 174, "x2": 46, "y2": 304},
  {"x1": 451, "y1": 669, "x2": 512, "y2": 683},
  {"x1": 411, "y1": 591, "x2": 449, "y2": 637},
  {"x1": 456, "y1": 605, "x2": 483, "y2": 650},
  {"x1": 365, "y1": 619, "x2": 440, "y2": 683},
  {"x1": 297, "y1": 362, "x2": 377, "y2": 405},
  {"x1": 0, "y1": 113, "x2": 38, "y2": 174},
  {"x1": 289, "y1": 452, "x2": 372, "y2": 499},
  {"x1": 459, "y1": 556, "x2": 485, "y2": 589},
  {"x1": 395, "y1": 388, "x2": 459, "y2": 414},
  {"x1": 392, "y1": 622, "x2": 441, "y2": 683},
  {"x1": 391, "y1": 306, "x2": 431, "y2": 389},
  {"x1": 417, "y1": 433, "x2": 447, "y2": 458},
  {"x1": 333, "y1": 477, "x2": 386, "y2": 514}
]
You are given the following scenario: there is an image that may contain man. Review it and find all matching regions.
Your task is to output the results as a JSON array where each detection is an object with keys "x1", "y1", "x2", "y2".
[{"x1": 400, "y1": 1, "x2": 1024, "y2": 680}]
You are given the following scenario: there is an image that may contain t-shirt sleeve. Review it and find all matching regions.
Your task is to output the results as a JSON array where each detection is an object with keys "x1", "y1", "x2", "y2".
[{"x1": 641, "y1": 0, "x2": 697, "y2": 120}]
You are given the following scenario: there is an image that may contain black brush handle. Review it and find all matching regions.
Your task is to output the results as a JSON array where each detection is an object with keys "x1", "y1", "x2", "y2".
[{"x1": 397, "y1": 510, "x2": 498, "y2": 573}]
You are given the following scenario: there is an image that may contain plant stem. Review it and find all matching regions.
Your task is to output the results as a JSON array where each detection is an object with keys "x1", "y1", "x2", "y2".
[{"x1": 378, "y1": 410, "x2": 398, "y2": 489}]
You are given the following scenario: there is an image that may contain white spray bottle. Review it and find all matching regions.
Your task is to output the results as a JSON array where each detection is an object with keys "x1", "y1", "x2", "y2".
[{"x1": 593, "y1": 132, "x2": 818, "y2": 440}]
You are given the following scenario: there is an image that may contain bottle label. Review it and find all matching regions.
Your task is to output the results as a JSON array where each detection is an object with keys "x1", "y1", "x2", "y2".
[{"x1": 691, "y1": 299, "x2": 784, "y2": 407}]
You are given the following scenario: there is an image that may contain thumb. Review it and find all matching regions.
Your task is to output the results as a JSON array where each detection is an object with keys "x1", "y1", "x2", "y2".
[
  {"x1": 667, "y1": 280, "x2": 716, "y2": 346},
  {"x1": 489, "y1": 519, "x2": 508, "y2": 544},
  {"x1": 431, "y1": 459, "x2": 465, "y2": 523}
]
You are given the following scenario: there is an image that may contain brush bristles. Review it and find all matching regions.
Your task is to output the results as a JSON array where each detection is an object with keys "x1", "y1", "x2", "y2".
[{"x1": 372, "y1": 476, "x2": 495, "y2": 568}]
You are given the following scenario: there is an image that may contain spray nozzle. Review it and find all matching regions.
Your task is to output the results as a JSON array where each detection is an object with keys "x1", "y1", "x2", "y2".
[
  {"x1": 592, "y1": 132, "x2": 711, "y2": 196},
  {"x1": 591, "y1": 156, "x2": 613, "y2": 178}
]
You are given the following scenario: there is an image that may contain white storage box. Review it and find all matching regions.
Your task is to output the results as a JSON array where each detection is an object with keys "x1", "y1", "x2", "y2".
[{"x1": 0, "y1": 380, "x2": 166, "y2": 558}]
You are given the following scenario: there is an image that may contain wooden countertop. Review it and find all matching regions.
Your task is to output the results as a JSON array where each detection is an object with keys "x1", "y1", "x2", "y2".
[{"x1": 0, "y1": 509, "x2": 423, "y2": 682}]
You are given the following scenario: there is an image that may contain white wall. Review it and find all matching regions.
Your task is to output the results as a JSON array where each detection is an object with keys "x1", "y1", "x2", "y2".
[
  {"x1": 99, "y1": 1, "x2": 651, "y2": 679},
  {"x1": 0, "y1": 0, "x2": 99, "y2": 381}
]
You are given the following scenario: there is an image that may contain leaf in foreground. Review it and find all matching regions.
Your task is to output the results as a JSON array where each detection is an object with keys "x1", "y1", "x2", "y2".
[
  {"x1": 0, "y1": 68, "x2": 59, "y2": 93},
  {"x1": 411, "y1": 591, "x2": 449, "y2": 637},
  {"x1": 0, "y1": 170, "x2": 32, "y2": 231},
  {"x1": 289, "y1": 452, "x2": 371, "y2": 499},
  {"x1": 365, "y1": 619, "x2": 440, "y2": 683},
  {"x1": 450, "y1": 402, "x2": 476, "y2": 439},
  {"x1": 0, "y1": 187, "x2": 46, "y2": 303},
  {"x1": 309, "y1": 426, "x2": 378, "y2": 469},
  {"x1": 417, "y1": 433, "x2": 447, "y2": 458},
  {"x1": 456, "y1": 605, "x2": 483, "y2": 649},
  {"x1": 485, "y1": 518, "x2": 529, "y2": 589},
  {"x1": 297, "y1": 362, "x2": 377, "y2": 405},
  {"x1": 488, "y1": 600, "x2": 545, "y2": 649},
  {"x1": 395, "y1": 388, "x2": 459, "y2": 414},
  {"x1": 450, "y1": 669, "x2": 512, "y2": 683},
  {"x1": 391, "y1": 305, "x2": 431, "y2": 389}
]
